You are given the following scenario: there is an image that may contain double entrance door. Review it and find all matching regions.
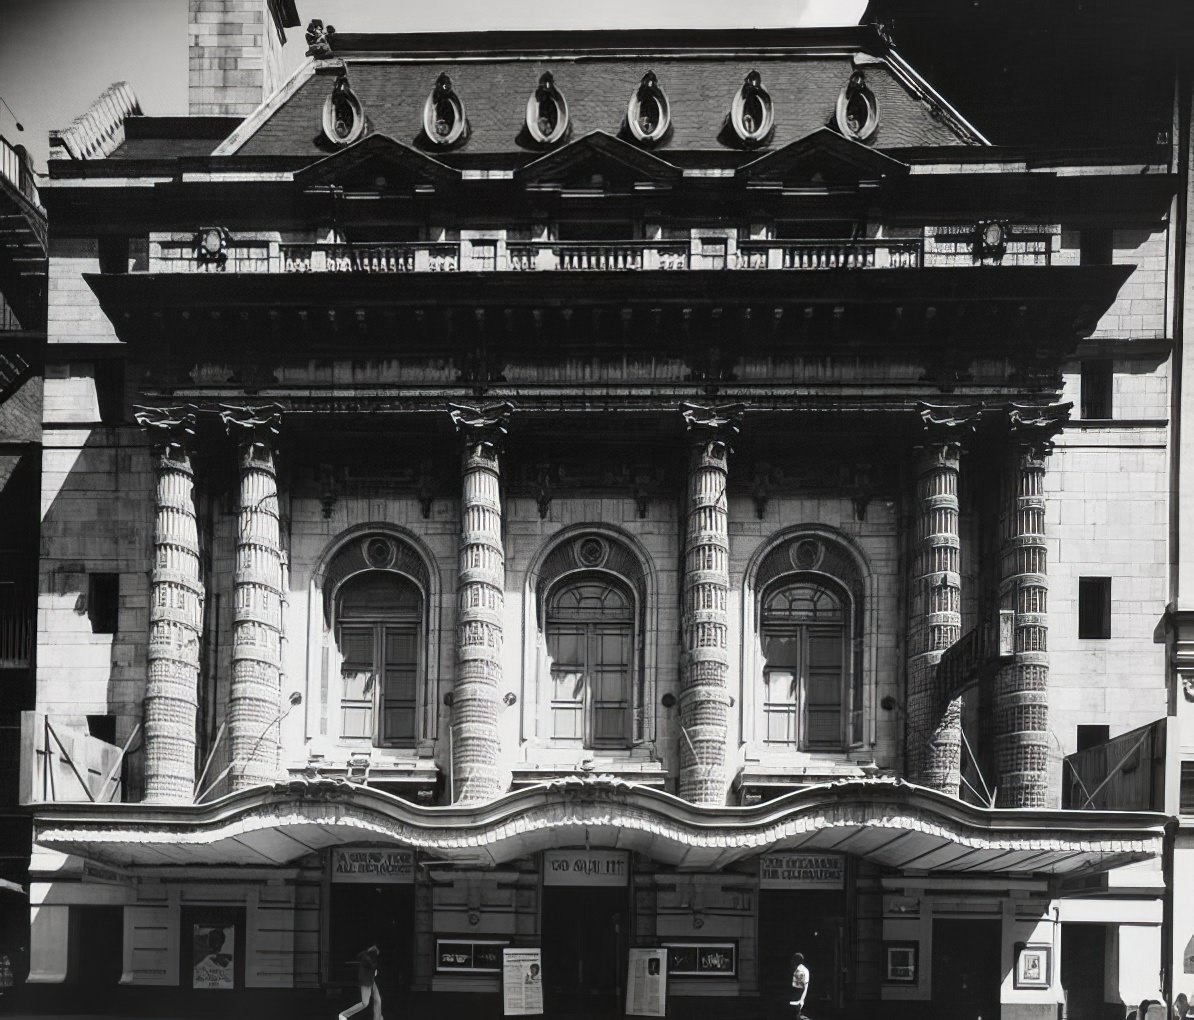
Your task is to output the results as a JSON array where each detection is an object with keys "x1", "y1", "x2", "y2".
[{"x1": 540, "y1": 854, "x2": 630, "y2": 1013}]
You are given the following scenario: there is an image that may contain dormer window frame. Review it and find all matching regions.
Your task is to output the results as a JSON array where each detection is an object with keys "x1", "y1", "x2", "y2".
[
  {"x1": 835, "y1": 70, "x2": 880, "y2": 144},
  {"x1": 321, "y1": 72, "x2": 367, "y2": 148},
  {"x1": 526, "y1": 71, "x2": 570, "y2": 147},
  {"x1": 729, "y1": 70, "x2": 775, "y2": 148},
  {"x1": 423, "y1": 72, "x2": 468, "y2": 148},
  {"x1": 627, "y1": 71, "x2": 671, "y2": 146}
]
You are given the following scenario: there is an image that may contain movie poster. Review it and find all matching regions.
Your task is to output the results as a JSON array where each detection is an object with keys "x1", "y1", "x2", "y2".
[
  {"x1": 502, "y1": 947, "x2": 543, "y2": 1016},
  {"x1": 625, "y1": 948, "x2": 667, "y2": 1017},
  {"x1": 192, "y1": 924, "x2": 235, "y2": 989}
]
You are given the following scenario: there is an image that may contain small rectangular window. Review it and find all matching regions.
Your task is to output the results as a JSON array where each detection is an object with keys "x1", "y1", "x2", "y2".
[
  {"x1": 1080, "y1": 360, "x2": 1113, "y2": 420},
  {"x1": 1181, "y1": 762, "x2": 1194, "y2": 815},
  {"x1": 88, "y1": 573, "x2": 120, "y2": 634},
  {"x1": 86, "y1": 714, "x2": 117, "y2": 744},
  {"x1": 1079, "y1": 229, "x2": 1113, "y2": 266},
  {"x1": 1076, "y1": 724, "x2": 1109, "y2": 752},
  {"x1": 470, "y1": 240, "x2": 497, "y2": 271},
  {"x1": 1077, "y1": 577, "x2": 1111, "y2": 639}
]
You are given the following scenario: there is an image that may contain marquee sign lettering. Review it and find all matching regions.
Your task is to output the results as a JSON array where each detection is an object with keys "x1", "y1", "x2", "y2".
[
  {"x1": 542, "y1": 849, "x2": 628, "y2": 886},
  {"x1": 331, "y1": 848, "x2": 415, "y2": 883},
  {"x1": 759, "y1": 852, "x2": 845, "y2": 889}
]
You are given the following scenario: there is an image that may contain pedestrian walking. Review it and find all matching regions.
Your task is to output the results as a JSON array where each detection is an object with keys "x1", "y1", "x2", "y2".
[
  {"x1": 790, "y1": 951, "x2": 810, "y2": 1018},
  {"x1": 338, "y1": 944, "x2": 382, "y2": 1020}
]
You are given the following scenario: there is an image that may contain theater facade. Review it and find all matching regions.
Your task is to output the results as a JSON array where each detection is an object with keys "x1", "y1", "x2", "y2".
[{"x1": 23, "y1": 5, "x2": 1181, "y2": 1018}]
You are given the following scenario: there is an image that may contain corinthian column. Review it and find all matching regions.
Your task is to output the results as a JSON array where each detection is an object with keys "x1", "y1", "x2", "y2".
[
  {"x1": 905, "y1": 405, "x2": 974, "y2": 796},
  {"x1": 448, "y1": 402, "x2": 513, "y2": 804},
  {"x1": 678, "y1": 402, "x2": 743, "y2": 805},
  {"x1": 136, "y1": 407, "x2": 203, "y2": 804},
  {"x1": 222, "y1": 405, "x2": 284, "y2": 791},
  {"x1": 994, "y1": 404, "x2": 1066, "y2": 808}
]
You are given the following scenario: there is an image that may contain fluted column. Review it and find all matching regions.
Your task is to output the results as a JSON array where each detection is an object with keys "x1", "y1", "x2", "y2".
[
  {"x1": 994, "y1": 405, "x2": 1065, "y2": 808},
  {"x1": 448, "y1": 402, "x2": 513, "y2": 804},
  {"x1": 136, "y1": 407, "x2": 203, "y2": 804},
  {"x1": 906, "y1": 441, "x2": 963, "y2": 795},
  {"x1": 678, "y1": 402, "x2": 743, "y2": 805},
  {"x1": 222, "y1": 406, "x2": 284, "y2": 790}
]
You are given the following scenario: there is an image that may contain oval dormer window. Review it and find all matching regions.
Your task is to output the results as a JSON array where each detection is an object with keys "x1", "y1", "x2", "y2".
[
  {"x1": 423, "y1": 72, "x2": 467, "y2": 148},
  {"x1": 526, "y1": 71, "x2": 570, "y2": 146},
  {"x1": 835, "y1": 70, "x2": 879, "y2": 143},
  {"x1": 321, "y1": 74, "x2": 366, "y2": 147},
  {"x1": 730, "y1": 70, "x2": 774, "y2": 147},
  {"x1": 627, "y1": 71, "x2": 670, "y2": 145}
]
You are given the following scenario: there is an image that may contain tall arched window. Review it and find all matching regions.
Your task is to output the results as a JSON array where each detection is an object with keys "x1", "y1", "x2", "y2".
[
  {"x1": 337, "y1": 571, "x2": 422, "y2": 747},
  {"x1": 545, "y1": 576, "x2": 634, "y2": 749},
  {"x1": 744, "y1": 532, "x2": 868, "y2": 756},
  {"x1": 760, "y1": 579, "x2": 847, "y2": 749}
]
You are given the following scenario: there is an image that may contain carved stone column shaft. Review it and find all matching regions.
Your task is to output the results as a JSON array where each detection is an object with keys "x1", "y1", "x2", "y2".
[
  {"x1": 140, "y1": 413, "x2": 203, "y2": 804},
  {"x1": 994, "y1": 444, "x2": 1050, "y2": 808},
  {"x1": 906, "y1": 442, "x2": 963, "y2": 795},
  {"x1": 225, "y1": 411, "x2": 284, "y2": 790},
  {"x1": 450, "y1": 403, "x2": 511, "y2": 804},
  {"x1": 678, "y1": 403, "x2": 741, "y2": 805}
]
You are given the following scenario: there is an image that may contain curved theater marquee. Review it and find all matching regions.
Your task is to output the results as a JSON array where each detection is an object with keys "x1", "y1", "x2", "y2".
[{"x1": 33, "y1": 777, "x2": 1164, "y2": 875}]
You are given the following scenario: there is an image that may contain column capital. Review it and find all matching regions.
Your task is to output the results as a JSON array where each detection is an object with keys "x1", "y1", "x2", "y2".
[
  {"x1": 135, "y1": 405, "x2": 198, "y2": 449},
  {"x1": 1001, "y1": 401, "x2": 1072, "y2": 456},
  {"x1": 449, "y1": 401, "x2": 513, "y2": 454},
  {"x1": 917, "y1": 401, "x2": 982, "y2": 438},
  {"x1": 681, "y1": 402, "x2": 745, "y2": 437},
  {"x1": 220, "y1": 402, "x2": 283, "y2": 437}
]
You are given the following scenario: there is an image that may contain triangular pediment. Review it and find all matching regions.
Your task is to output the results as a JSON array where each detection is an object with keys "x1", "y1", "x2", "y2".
[
  {"x1": 517, "y1": 131, "x2": 682, "y2": 188},
  {"x1": 736, "y1": 127, "x2": 909, "y2": 187},
  {"x1": 295, "y1": 133, "x2": 461, "y2": 191}
]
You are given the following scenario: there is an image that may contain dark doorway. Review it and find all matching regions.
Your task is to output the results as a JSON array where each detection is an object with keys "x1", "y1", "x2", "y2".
[
  {"x1": 541, "y1": 885, "x2": 627, "y2": 1013},
  {"x1": 328, "y1": 884, "x2": 414, "y2": 1008},
  {"x1": 67, "y1": 905, "x2": 123, "y2": 987},
  {"x1": 931, "y1": 918, "x2": 1001, "y2": 1020},
  {"x1": 1062, "y1": 924, "x2": 1114, "y2": 1020},
  {"x1": 758, "y1": 890, "x2": 844, "y2": 1014}
]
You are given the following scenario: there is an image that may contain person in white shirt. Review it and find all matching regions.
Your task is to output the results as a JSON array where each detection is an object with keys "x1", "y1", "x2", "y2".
[{"x1": 790, "y1": 952, "x2": 810, "y2": 1017}]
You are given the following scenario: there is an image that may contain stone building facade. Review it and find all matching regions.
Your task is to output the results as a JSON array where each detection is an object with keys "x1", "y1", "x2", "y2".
[{"x1": 18, "y1": 6, "x2": 1190, "y2": 1019}]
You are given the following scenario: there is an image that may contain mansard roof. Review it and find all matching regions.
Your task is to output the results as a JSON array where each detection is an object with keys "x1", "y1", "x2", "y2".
[{"x1": 218, "y1": 27, "x2": 985, "y2": 161}]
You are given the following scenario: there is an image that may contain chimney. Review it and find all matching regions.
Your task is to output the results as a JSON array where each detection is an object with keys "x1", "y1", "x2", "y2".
[{"x1": 188, "y1": 0, "x2": 302, "y2": 117}]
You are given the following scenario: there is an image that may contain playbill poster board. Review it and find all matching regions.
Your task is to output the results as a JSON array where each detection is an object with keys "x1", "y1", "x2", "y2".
[
  {"x1": 192, "y1": 924, "x2": 235, "y2": 989},
  {"x1": 625, "y1": 948, "x2": 667, "y2": 1017},
  {"x1": 502, "y1": 948, "x2": 544, "y2": 1016}
]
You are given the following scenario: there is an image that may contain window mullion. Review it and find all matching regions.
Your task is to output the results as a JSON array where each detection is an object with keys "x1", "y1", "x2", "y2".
[
  {"x1": 583, "y1": 624, "x2": 595, "y2": 749},
  {"x1": 373, "y1": 623, "x2": 385, "y2": 745}
]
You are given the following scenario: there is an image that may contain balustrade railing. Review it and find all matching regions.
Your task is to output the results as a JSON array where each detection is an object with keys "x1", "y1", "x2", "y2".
[
  {"x1": 738, "y1": 238, "x2": 922, "y2": 269},
  {"x1": 507, "y1": 241, "x2": 690, "y2": 271},
  {"x1": 147, "y1": 237, "x2": 929, "y2": 274},
  {"x1": 280, "y1": 242, "x2": 458, "y2": 273}
]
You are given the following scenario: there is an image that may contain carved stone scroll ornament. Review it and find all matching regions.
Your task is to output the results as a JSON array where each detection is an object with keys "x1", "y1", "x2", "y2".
[
  {"x1": 220, "y1": 406, "x2": 285, "y2": 791},
  {"x1": 448, "y1": 402, "x2": 514, "y2": 803},
  {"x1": 135, "y1": 406, "x2": 203, "y2": 804},
  {"x1": 678, "y1": 402, "x2": 744, "y2": 806}
]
